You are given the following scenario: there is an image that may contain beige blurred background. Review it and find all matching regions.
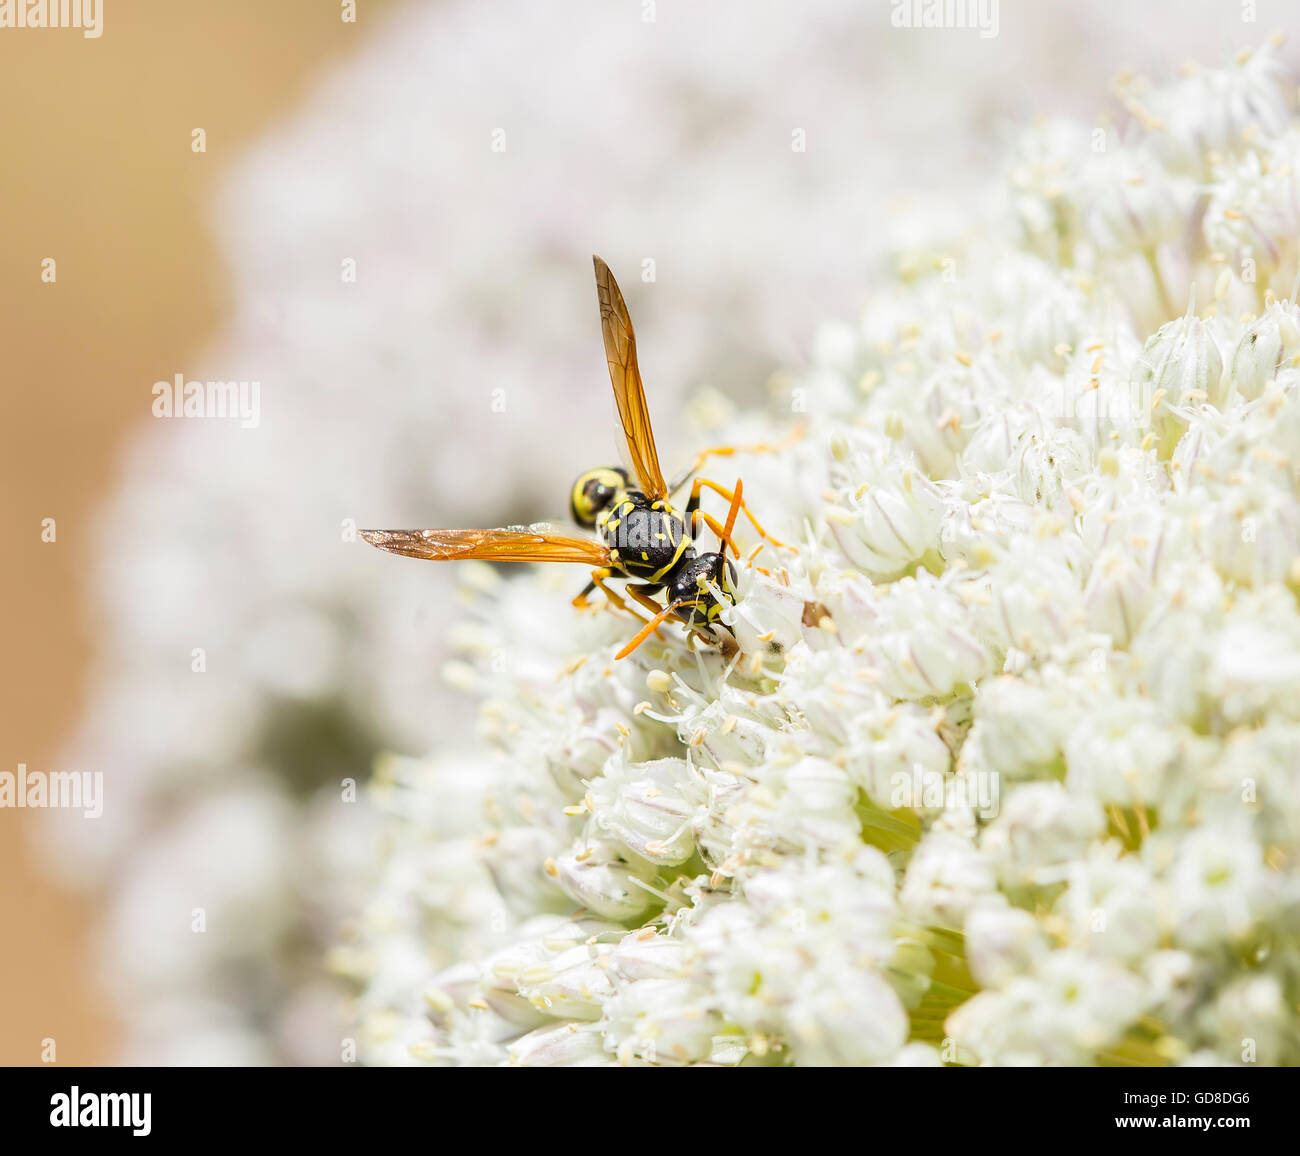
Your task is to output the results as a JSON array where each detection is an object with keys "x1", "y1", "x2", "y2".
[{"x1": 0, "y1": 0, "x2": 399, "y2": 1065}]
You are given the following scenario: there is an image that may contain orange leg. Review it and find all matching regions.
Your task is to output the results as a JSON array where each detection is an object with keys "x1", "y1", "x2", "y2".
[
  {"x1": 669, "y1": 422, "x2": 807, "y2": 495},
  {"x1": 690, "y1": 508, "x2": 740, "y2": 558},
  {"x1": 686, "y1": 476, "x2": 790, "y2": 551},
  {"x1": 574, "y1": 568, "x2": 656, "y2": 627},
  {"x1": 616, "y1": 597, "x2": 693, "y2": 661},
  {"x1": 573, "y1": 567, "x2": 611, "y2": 609},
  {"x1": 616, "y1": 487, "x2": 750, "y2": 661},
  {"x1": 626, "y1": 583, "x2": 670, "y2": 621},
  {"x1": 688, "y1": 476, "x2": 745, "y2": 557},
  {"x1": 690, "y1": 482, "x2": 772, "y2": 573}
]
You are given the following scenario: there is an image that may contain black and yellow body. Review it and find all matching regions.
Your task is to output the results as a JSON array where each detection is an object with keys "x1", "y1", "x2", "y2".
[
  {"x1": 572, "y1": 466, "x2": 738, "y2": 633},
  {"x1": 360, "y1": 256, "x2": 791, "y2": 661}
]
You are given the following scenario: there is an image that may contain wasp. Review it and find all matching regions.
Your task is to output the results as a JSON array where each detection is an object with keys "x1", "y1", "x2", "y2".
[{"x1": 361, "y1": 257, "x2": 789, "y2": 660}]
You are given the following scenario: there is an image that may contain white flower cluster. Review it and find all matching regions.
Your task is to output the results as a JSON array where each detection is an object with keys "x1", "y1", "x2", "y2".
[
  {"x1": 57, "y1": 0, "x2": 1228, "y2": 1065},
  {"x1": 346, "y1": 43, "x2": 1300, "y2": 1066}
]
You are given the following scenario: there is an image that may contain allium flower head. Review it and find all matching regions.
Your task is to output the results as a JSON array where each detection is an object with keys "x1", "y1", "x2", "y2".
[{"x1": 343, "y1": 42, "x2": 1300, "y2": 1067}]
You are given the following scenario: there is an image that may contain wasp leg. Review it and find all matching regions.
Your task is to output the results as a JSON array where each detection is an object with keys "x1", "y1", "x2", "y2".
[
  {"x1": 626, "y1": 583, "x2": 670, "y2": 621},
  {"x1": 668, "y1": 422, "x2": 807, "y2": 495},
  {"x1": 694, "y1": 480, "x2": 770, "y2": 578},
  {"x1": 623, "y1": 583, "x2": 673, "y2": 642},
  {"x1": 688, "y1": 509, "x2": 774, "y2": 575},
  {"x1": 615, "y1": 597, "x2": 694, "y2": 661},
  {"x1": 598, "y1": 584, "x2": 646, "y2": 623},
  {"x1": 572, "y1": 568, "x2": 616, "y2": 610},
  {"x1": 685, "y1": 476, "x2": 791, "y2": 551},
  {"x1": 574, "y1": 568, "x2": 632, "y2": 615},
  {"x1": 575, "y1": 568, "x2": 663, "y2": 631},
  {"x1": 688, "y1": 508, "x2": 740, "y2": 558}
]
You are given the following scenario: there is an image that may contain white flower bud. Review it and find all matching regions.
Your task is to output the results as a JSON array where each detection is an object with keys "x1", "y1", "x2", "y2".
[
  {"x1": 824, "y1": 461, "x2": 947, "y2": 579},
  {"x1": 732, "y1": 757, "x2": 860, "y2": 852},
  {"x1": 551, "y1": 840, "x2": 659, "y2": 921},
  {"x1": 602, "y1": 978, "x2": 720, "y2": 1065},
  {"x1": 1208, "y1": 610, "x2": 1300, "y2": 725},
  {"x1": 1081, "y1": 152, "x2": 1184, "y2": 256},
  {"x1": 509, "y1": 1022, "x2": 611, "y2": 1066},
  {"x1": 1168, "y1": 824, "x2": 1267, "y2": 949},
  {"x1": 948, "y1": 950, "x2": 1147, "y2": 1064},
  {"x1": 1141, "y1": 950, "x2": 1196, "y2": 1003},
  {"x1": 1011, "y1": 426, "x2": 1092, "y2": 509},
  {"x1": 964, "y1": 903, "x2": 1049, "y2": 988},
  {"x1": 728, "y1": 578, "x2": 807, "y2": 657},
  {"x1": 1082, "y1": 545, "x2": 1153, "y2": 648},
  {"x1": 589, "y1": 757, "x2": 705, "y2": 866},
  {"x1": 1229, "y1": 300, "x2": 1300, "y2": 400},
  {"x1": 982, "y1": 784, "x2": 1105, "y2": 887},
  {"x1": 889, "y1": 1042, "x2": 945, "y2": 1066},
  {"x1": 1202, "y1": 974, "x2": 1287, "y2": 1065},
  {"x1": 1131, "y1": 314, "x2": 1225, "y2": 454},
  {"x1": 517, "y1": 943, "x2": 615, "y2": 1020},
  {"x1": 787, "y1": 966, "x2": 909, "y2": 1066},
  {"x1": 968, "y1": 679, "x2": 1067, "y2": 781},
  {"x1": 481, "y1": 826, "x2": 569, "y2": 918},
  {"x1": 846, "y1": 701, "x2": 951, "y2": 811},
  {"x1": 856, "y1": 573, "x2": 996, "y2": 700},
  {"x1": 1144, "y1": 46, "x2": 1289, "y2": 175},
  {"x1": 1063, "y1": 701, "x2": 1177, "y2": 809},
  {"x1": 1057, "y1": 847, "x2": 1163, "y2": 961},
  {"x1": 979, "y1": 546, "x2": 1086, "y2": 653},
  {"x1": 900, "y1": 831, "x2": 997, "y2": 926},
  {"x1": 1197, "y1": 488, "x2": 1300, "y2": 589},
  {"x1": 607, "y1": 931, "x2": 687, "y2": 981},
  {"x1": 1203, "y1": 145, "x2": 1300, "y2": 288}
]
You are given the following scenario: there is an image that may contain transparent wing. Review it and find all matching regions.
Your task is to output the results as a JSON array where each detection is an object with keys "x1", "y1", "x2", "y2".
[{"x1": 593, "y1": 255, "x2": 668, "y2": 499}]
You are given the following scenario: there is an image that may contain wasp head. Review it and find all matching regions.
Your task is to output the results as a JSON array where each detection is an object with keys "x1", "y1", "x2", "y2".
[{"x1": 668, "y1": 550, "x2": 738, "y2": 631}]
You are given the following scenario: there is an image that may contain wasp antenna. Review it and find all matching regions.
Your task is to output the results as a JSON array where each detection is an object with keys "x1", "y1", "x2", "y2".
[{"x1": 722, "y1": 478, "x2": 743, "y2": 544}]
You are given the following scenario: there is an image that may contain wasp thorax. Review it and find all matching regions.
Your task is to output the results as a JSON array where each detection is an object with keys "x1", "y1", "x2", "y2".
[{"x1": 570, "y1": 466, "x2": 630, "y2": 528}]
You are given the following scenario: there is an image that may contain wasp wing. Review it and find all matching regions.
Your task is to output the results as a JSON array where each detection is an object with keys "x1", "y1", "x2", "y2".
[
  {"x1": 593, "y1": 255, "x2": 669, "y2": 500},
  {"x1": 359, "y1": 526, "x2": 611, "y2": 565}
]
